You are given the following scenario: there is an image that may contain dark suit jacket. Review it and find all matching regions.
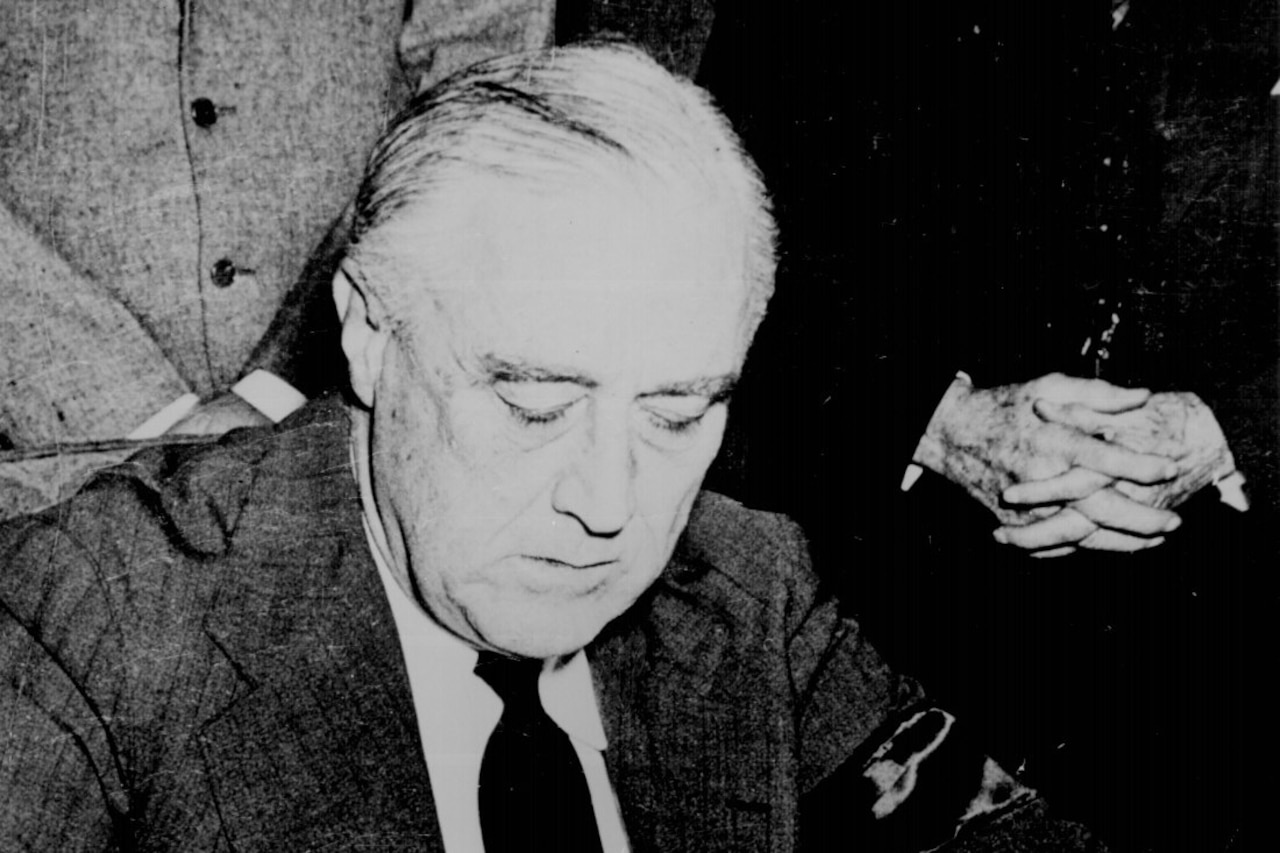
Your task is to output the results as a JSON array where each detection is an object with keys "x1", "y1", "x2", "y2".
[{"x1": 1, "y1": 397, "x2": 1098, "y2": 852}]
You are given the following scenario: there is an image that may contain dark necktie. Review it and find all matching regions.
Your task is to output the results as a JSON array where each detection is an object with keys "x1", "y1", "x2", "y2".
[{"x1": 475, "y1": 652, "x2": 605, "y2": 853}]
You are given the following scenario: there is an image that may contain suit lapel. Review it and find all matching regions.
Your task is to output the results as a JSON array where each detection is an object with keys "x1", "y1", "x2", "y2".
[
  {"x1": 592, "y1": 568, "x2": 786, "y2": 853},
  {"x1": 194, "y1": 405, "x2": 443, "y2": 851}
]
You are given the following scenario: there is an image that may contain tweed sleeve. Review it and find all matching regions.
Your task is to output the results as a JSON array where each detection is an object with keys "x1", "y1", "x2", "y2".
[{"x1": 0, "y1": 202, "x2": 188, "y2": 449}]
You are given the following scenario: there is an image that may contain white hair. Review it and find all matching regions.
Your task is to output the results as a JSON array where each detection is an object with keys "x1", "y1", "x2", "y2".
[{"x1": 347, "y1": 42, "x2": 777, "y2": 337}]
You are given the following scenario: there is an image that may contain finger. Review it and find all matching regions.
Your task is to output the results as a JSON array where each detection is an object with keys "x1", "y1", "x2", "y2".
[
  {"x1": 1030, "y1": 545, "x2": 1078, "y2": 559},
  {"x1": 1035, "y1": 374, "x2": 1150, "y2": 413},
  {"x1": 1072, "y1": 489, "x2": 1182, "y2": 536},
  {"x1": 1078, "y1": 528, "x2": 1167, "y2": 552},
  {"x1": 1034, "y1": 399, "x2": 1125, "y2": 440},
  {"x1": 993, "y1": 508, "x2": 1098, "y2": 550},
  {"x1": 1004, "y1": 468, "x2": 1114, "y2": 505},
  {"x1": 1060, "y1": 430, "x2": 1178, "y2": 484}
]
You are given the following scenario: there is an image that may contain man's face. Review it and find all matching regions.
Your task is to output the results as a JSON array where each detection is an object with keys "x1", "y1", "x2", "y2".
[{"x1": 368, "y1": 178, "x2": 754, "y2": 658}]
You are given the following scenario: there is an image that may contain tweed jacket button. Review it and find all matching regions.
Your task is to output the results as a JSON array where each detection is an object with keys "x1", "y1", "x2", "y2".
[
  {"x1": 211, "y1": 258, "x2": 237, "y2": 288},
  {"x1": 191, "y1": 98, "x2": 218, "y2": 128}
]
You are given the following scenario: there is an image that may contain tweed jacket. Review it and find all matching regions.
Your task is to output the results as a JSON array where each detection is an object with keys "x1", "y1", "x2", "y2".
[
  {"x1": 0, "y1": 0, "x2": 555, "y2": 446},
  {"x1": 0, "y1": 397, "x2": 1100, "y2": 851}
]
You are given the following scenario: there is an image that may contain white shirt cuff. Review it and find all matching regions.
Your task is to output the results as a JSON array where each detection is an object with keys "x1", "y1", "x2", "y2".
[
  {"x1": 127, "y1": 393, "x2": 201, "y2": 440},
  {"x1": 231, "y1": 370, "x2": 307, "y2": 424}
]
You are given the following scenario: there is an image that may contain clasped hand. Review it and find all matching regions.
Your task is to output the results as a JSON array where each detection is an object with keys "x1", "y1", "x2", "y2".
[{"x1": 913, "y1": 373, "x2": 1183, "y2": 558}]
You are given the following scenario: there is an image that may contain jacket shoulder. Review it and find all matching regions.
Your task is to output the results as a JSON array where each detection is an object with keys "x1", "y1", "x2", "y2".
[{"x1": 673, "y1": 490, "x2": 816, "y2": 602}]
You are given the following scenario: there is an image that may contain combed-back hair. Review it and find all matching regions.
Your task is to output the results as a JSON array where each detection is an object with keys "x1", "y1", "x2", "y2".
[{"x1": 346, "y1": 42, "x2": 777, "y2": 335}]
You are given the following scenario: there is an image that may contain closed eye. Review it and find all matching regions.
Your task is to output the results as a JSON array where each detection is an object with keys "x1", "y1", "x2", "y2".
[
  {"x1": 504, "y1": 398, "x2": 574, "y2": 426},
  {"x1": 646, "y1": 408, "x2": 706, "y2": 434},
  {"x1": 495, "y1": 382, "x2": 585, "y2": 427},
  {"x1": 642, "y1": 396, "x2": 716, "y2": 437}
]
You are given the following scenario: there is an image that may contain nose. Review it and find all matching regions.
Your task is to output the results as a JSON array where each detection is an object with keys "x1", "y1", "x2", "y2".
[{"x1": 551, "y1": 406, "x2": 636, "y2": 537}]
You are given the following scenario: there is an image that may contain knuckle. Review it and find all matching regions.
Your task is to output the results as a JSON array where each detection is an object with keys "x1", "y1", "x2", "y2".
[
  {"x1": 1059, "y1": 401, "x2": 1089, "y2": 419},
  {"x1": 1071, "y1": 514, "x2": 1101, "y2": 539},
  {"x1": 1081, "y1": 529, "x2": 1157, "y2": 552},
  {"x1": 1081, "y1": 529, "x2": 1129, "y2": 550},
  {"x1": 1079, "y1": 529, "x2": 1113, "y2": 549},
  {"x1": 1017, "y1": 511, "x2": 1095, "y2": 548},
  {"x1": 1075, "y1": 487, "x2": 1117, "y2": 512},
  {"x1": 1022, "y1": 457, "x2": 1064, "y2": 482}
]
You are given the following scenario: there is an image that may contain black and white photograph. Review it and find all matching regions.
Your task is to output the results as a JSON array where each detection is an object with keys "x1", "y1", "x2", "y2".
[{"x1": 1, "y1": 1, "x2": 1273, "y2": 850}]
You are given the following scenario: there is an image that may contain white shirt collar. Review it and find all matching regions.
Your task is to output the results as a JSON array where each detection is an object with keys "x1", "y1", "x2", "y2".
[{"x1": 359, "y1": 495, "x2": 609, "y2": 752}]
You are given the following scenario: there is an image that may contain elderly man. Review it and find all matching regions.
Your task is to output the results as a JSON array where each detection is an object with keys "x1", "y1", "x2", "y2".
[{"x1": 1, "y1": 45, "x2": 1136, "y2": 851}]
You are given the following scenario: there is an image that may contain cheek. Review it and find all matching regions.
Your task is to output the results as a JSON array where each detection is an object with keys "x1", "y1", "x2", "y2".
[
  {"x1": 636, "y1": 427, "x2": 726, "y2": 541},
  {"x1": 399, "y1": 398, "x2": 563, "y2": 556},
  {"x1": 383, "y1": 381, "x2": 484, "y2": 487},
  {"x1": 447, "y1": 405, "x2": 560, "y2": 513},
  {"x1": 373, "y1": 390, "x2": 463, "y2": 545}
]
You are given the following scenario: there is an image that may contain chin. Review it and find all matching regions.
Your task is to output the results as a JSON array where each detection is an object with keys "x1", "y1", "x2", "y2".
[
  {"x1": 472, "y1": 601, "x2": 617, "y2": 660},
  {"x1": 480, "y1": 625, "x2": 602, "y2": 660}
]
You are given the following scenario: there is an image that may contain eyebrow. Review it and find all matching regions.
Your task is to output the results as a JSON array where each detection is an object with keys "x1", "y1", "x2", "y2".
[
  {"x1": 481, "y1": 355, "x2": 599, "y2": 388},
  {"x1": 480, "y1": 355, "x2": 738, "y2": 401},
  {"x1": 639, "y1": 376, "x2": 739, "y2": 403}
]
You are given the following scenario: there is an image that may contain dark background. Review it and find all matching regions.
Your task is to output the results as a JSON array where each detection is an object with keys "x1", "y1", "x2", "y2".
[{"x1": 582, "y1": 1, "x2": 1275, "y2": 850}]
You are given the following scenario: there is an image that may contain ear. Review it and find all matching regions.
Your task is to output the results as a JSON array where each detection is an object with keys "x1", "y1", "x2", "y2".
[{"x1": 333, "y1": 264, "x2": 389, "y2": 409}]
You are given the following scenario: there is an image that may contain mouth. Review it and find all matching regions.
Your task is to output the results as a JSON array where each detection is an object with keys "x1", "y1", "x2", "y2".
[
  {"x1": 508, "y1": 556, "x2": 617, "y2": 596},
  {"x1": 527, "y1": 556, "x2": 618, "y2": 570}
]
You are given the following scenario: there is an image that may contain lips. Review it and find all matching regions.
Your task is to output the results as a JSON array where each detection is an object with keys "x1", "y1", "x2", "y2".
[
  {"x1": 507, "y1": 555, "x2": 617, "y2": 595},
  {"x1": 526, "y1": 556, "x2": 618, "y2": 570}
]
